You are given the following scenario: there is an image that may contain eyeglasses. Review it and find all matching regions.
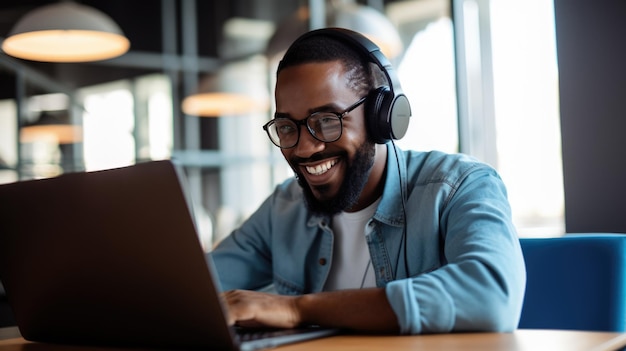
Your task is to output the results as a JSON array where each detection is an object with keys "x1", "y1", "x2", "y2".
[{"x1": 263, "y1": 96, "x2": 367, "y2": 149}]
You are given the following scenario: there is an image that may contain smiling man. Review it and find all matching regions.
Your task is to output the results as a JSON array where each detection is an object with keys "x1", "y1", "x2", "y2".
[{"x1": 210, "y1": 28, "x2": 526, "y2": 334}]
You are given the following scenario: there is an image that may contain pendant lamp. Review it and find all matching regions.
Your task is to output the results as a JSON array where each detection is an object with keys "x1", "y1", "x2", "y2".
[
  {"x1": 20, "y1": 112, "x2": 83, "y2": 145},
  {"x1": 2, "y1": 1, "x2": 130, "y2": 63},
  {"x1": 182, "y1": 57, "x2": 269, "y2": 117},
  {"x1": 20, "y1": 94, "x2": 82, "y2": 144},
  {"x1": 266, "y1": 1, "x2": 403, "y2": 62}
]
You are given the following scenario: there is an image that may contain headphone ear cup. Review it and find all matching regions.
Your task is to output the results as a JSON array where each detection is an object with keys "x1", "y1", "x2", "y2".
[{"x1": 365, "y1": 86, "x2": 393, "y2": 144}]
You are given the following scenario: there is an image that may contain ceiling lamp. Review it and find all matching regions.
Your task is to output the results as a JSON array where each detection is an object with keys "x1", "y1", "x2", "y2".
[
  {"x1": 20, "y1": 94, "x2": 82, "y2": 144},
  {"x1": 20, "y1": 113, "x2": 83, "y2": 145},
  {"x1": 182, "y1": 57, "x2": 269, "y2": 117},
  {"x1": 265, "y1": 6, "x2": 310, "y2": 62},
  {"x1": 330, "y1": 2, "x2": 403, "y2": 59},
  {"x1": 266, "y1": 1, "x2": 403, "y2": 61},
  {"x1": 2, "y1": 2, "x2": 130, "y2": 63},
  {"x1": 182, "y1": 92, "x2": 267, "y2": 117}
]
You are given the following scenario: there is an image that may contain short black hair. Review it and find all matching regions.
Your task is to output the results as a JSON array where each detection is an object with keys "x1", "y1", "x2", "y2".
[{"x1": 277, "y1": 33, "x2": 373, "y2": 96}]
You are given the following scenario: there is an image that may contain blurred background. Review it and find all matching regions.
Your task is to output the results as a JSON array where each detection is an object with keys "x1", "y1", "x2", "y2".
[{"x1": 0, "y1": 0, "x2": 563, "y2": 247}]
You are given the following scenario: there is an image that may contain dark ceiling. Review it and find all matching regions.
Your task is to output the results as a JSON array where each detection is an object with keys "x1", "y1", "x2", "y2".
[
  {"x1": 0, "y1": 0, "x2": 307, "y2": 98},
  {"x1": 0, "y1": 0, "x2": 407, "y2": 100}
]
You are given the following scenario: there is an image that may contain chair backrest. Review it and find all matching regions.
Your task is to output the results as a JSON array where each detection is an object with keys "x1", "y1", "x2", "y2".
[{"x1": 518, "y1": 233, "x2": 626, "y2": 331}]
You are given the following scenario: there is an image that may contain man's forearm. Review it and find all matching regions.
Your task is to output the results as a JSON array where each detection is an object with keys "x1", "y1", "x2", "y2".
[{"x1": 296, "y1": 288, "x2": 400, "y2": 333}]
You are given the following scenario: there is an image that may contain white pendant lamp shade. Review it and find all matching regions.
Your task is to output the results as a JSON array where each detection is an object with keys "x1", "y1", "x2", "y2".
[
  {"x1": 266, "y1": 2, "x2": 403, "y2": 61},
  {"x1": 2, "y1": 2, "x2": 130, "y2": 62},
  {"x1": 182, "y1": 92, "x2": 268, "y2": 117},
  {"x1": 182, "y1": 57, "x2": 269, "y2": 117},
  {"x1": 21, "y1": 113, "x2": 83, "y2": 144},
  {"x1": 20, "y1": 123, "x2": 83, "y2": 144},
  {"x1": 329, "y1": 3, "x2": 403, "y2": 59}
]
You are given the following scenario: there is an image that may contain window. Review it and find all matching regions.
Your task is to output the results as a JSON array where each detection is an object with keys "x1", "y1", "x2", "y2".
[
  {"x1": 454, "y1": 0, "x2": 564, "y2": 236},
  {"x1": 79, "y1": 74, "x2": 174, "y2": 171},
  {"x1": 392, "y1": 0, "x2": 564, "y2": 237},
  {"x1": 490, "y1": 0, "x2": 564, "y2": 236},
  {"x1": 396, "y1": 17, "x2": 458, "y2": 154},
  {"x1": 0, "y1": 100, "x2": 18, "y2": 184},
  {"x1": 81, "y1": 81, "x2": 135, "y2": 171}
]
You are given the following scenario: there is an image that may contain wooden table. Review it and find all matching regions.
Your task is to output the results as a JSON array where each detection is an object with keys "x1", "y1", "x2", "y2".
[
  {"x1": 1, "y1": 327, "x2": 625, "y2": 351},
  {"x1": 273, "y1": 329, "x2": 626, "y2": 351}
]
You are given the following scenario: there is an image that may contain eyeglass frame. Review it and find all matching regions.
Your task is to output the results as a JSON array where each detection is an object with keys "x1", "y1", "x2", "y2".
[{"x1": 263, "y1": 96, "x2": 367, "y2": 149}]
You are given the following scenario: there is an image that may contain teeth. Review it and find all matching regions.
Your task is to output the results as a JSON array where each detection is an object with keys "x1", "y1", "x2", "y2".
[{"x1": 305, "y1": 159, "x2": 337, "y2": 175}]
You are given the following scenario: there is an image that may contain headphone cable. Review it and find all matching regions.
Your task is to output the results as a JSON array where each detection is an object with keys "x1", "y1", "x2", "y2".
[{"x1": 390, "y1": 140, "x2": 409, "y2": 279}]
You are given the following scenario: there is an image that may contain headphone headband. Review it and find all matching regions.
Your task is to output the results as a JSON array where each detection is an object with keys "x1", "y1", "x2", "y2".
[{"x1": 293, "y1": 27, "x2": 404, "y2": 97}]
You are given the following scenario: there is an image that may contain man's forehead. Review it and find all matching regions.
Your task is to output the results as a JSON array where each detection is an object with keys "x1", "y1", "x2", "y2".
[
  {"x1": 275, "y1": 62, "x2": 352, "y2": 96},
  {"x1": 274, "y1": 100, "x2": 343, "y2": 120}
]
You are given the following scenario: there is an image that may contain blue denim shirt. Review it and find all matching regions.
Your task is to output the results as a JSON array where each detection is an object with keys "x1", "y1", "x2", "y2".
[{"x1": 210, "y1": 143, "x2": 526, "y2": 334}]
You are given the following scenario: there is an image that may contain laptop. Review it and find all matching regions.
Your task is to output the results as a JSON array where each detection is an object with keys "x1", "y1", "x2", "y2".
[{"x1": 0, "y1": 160, "x2": 339, "y2": 350}]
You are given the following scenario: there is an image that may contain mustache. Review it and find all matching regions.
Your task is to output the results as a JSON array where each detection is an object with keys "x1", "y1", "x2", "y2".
[{"x1": 289, "y1": 151, "x2": 343, "y2": 166}]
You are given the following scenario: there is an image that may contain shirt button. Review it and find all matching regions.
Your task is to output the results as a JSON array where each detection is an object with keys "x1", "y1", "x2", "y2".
[{"x1": 319, "y1": 258, "x2": 327, "y2": 265}]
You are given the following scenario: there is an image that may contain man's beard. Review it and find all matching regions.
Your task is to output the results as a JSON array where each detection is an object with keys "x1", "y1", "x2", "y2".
[{"x1": 294, "y1": 140, "x2": 376, "y2": 216}]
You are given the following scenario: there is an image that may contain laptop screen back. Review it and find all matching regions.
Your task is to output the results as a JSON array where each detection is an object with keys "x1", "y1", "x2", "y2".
[{"x1": 0, "y1": 160, "x2": 236, "y2": 350}]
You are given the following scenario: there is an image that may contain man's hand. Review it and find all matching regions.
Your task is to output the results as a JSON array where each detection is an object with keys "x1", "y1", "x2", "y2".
[
  {"x1": 221, "y1": 290, "x2": 302, "y2": 328},
  {"x1": 221, "y1": 288, "x2": 400, "y2": 332}
]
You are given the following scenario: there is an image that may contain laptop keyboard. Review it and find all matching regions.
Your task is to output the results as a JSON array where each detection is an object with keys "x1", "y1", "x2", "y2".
[
  {"x1": 233, "y1": 325, "x2": 340, "y2": 351},
  {"x1": 234, "y1": 326, "x2": 313, "y2": 342}
]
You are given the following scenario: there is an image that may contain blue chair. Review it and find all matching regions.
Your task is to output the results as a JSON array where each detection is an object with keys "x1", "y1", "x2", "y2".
[{"x1": 518, "y1": 233, "x2": 626, "y2": 331}]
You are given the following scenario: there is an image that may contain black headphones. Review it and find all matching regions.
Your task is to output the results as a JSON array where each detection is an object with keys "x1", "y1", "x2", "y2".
[{"x1": 286, "y1": 27, "x2": 412, "y2": 144}]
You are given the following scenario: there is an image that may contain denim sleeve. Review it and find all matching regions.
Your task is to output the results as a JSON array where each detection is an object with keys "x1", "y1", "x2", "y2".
[
  {"x1": 385, "y1": 168, "x2": 526, "y2": 334},
  {"x1": 210, "y1": 195, "x2": 275, "y2": 292}
]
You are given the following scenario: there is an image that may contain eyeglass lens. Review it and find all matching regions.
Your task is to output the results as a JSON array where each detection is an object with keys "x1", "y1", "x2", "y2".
[{"x1": 267, "y1": 113, "x2": 342, "y2": 148}]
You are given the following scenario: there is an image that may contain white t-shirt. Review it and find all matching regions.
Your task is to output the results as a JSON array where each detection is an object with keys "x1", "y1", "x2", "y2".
[{"x1": 323, "y1": 197, "x2": 381, "y2": 291}]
